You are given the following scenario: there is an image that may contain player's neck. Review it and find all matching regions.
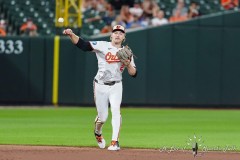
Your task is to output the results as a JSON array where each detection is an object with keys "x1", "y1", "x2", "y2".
[{"x1": 111, "y1": 41, "x2": 122, "y2": 48}]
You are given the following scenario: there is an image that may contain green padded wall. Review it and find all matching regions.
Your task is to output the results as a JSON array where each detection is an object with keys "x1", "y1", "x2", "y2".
[{"x1": 1, "y1": 11, "x2": 240, "y2": 107}]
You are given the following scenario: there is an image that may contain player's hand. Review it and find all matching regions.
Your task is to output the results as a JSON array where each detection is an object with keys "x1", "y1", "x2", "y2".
[
  {"x1": 63, "y1": 29, "x2": 73, "y2": 36},
  {"x1": 122, "y1": 59, "x2": 131, "y2": 67}
]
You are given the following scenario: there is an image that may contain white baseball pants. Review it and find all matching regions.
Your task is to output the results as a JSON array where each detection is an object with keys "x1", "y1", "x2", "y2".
[{"x1": 93, "y1": 81, "x2": 122, "y2": 141}]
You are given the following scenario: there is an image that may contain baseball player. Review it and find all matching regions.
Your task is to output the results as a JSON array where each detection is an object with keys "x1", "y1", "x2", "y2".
[{"x1": 63, "y1": 25, "x2": 137, "y2": 151}]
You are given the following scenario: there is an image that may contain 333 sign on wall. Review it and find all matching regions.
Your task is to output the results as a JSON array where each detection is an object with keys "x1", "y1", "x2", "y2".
[{"x1": 0, "y1": 40, "x2": 24, "y2": 54}]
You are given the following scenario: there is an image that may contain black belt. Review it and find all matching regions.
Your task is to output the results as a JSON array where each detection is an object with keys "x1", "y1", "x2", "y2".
[{"x1": 94, "y1": 79, "x2": 121, "y2": 86}]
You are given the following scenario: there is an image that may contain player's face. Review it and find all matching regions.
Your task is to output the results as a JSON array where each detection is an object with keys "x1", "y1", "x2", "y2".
[{"x1": 111, "y1": 31, "x2": 125, "y2": 44}]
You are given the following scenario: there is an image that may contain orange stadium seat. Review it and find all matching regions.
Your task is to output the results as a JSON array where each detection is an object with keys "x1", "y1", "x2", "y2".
[{"x1": 0, "y1": 0, "x2": 228, "y2": 36}]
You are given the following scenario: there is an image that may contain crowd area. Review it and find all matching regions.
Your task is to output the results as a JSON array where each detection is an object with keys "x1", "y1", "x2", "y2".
[
  {"x1": 82, "y1": 0, "x2": 239, "y2": 34},
  {"x1": 0, "y1": 0, "x2": 239, "y2": 37},
  {"x1": 0, "y1": 17, "x2": 38, "y2": 37},
  {"x1": 82, "y1": 0, "x2": 201, "y2": 34}
]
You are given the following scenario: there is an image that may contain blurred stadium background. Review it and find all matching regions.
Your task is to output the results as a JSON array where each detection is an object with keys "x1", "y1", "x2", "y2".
[
  {"x1": 0, "y1": 0, "x2": 240, "y2": 107},
  {"x1": 0, "y1": 0, "x2": 238, "y2": 36}
]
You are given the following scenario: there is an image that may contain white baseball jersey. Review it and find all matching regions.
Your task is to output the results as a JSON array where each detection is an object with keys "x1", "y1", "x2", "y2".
[{"x1": 89, "y1": 41, "x2": 136, "y2": 83}]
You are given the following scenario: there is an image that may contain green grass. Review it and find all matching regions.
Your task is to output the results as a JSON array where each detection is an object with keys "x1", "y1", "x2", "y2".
[{"x1": 0, "y1": 107, "x2": 240, "y2": 150}]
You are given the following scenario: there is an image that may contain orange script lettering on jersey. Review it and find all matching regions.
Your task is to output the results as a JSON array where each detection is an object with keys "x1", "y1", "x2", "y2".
[{"x1": 105, "y1": 52, "x2": 120, "y2": 63}]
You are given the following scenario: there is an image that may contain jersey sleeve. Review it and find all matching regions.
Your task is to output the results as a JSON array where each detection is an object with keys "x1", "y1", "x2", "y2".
[
  {"x1": 89, "y1": 41, "x2": 107, "y2": 52},
  {"x1": 130, "y1": 56, "x2": 136, "y2": 68}
]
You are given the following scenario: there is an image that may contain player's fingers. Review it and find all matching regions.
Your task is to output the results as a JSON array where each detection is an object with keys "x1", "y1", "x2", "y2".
[
  {"x1": 63, "y1": 29, "x2": 72, "y2": 35},
  {"x1": 63, "y1": 29, "x2": 69, "y2": 35},
  {"x1": 125, "y1": 60, "x2": 130, "y2": 63},
  {"x1": 123, "y1": 60, "x2": 130, "y2": 66}
]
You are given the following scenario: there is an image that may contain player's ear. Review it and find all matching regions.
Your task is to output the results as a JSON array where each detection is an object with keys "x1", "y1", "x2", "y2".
[{"x1": 110, "y1": 36, "x2": 112, "y2": 41}]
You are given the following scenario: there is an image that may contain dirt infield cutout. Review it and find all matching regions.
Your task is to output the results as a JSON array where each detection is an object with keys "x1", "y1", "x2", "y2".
[{"x1": 0, "y1": 145, "x2": 239, "y2": 160}]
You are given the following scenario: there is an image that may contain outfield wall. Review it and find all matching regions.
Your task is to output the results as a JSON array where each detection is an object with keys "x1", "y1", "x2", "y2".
[{"x1": 0, "y1": 11, "x2": 240, "y2": 106}]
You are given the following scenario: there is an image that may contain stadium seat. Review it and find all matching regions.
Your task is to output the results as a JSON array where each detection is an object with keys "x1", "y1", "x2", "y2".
[{"x1": 0, "y1": 0, "x2": 226, "y2": 36}]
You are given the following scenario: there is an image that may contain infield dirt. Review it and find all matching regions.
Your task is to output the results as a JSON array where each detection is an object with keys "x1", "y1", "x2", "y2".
[{"x1": 0, "y1": 145, "x2": 239, "y2": 160}]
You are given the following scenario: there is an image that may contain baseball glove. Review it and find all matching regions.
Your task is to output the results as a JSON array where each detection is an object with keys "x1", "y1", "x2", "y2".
[{"x1": 116, "y1": 45, "x2": 133, "y2": 66}]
